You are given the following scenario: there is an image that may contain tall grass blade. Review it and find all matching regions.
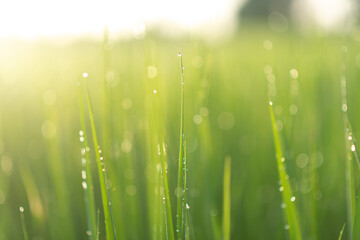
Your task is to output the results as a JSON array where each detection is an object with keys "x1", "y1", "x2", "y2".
[
  {"x1": 222, "y1": 157, "x2": 231, "y2": 240},
  {"x1": 159, "y1": 142, "x2": 175, "y2": 240},
  {"x1": 269, "y1": 100, "x2": 302, "y2": 240},
  {"x1": 82, "y1": 74, "x2": 117, "y2": 240},
  {"x1": 78, "y1": 82, "x2": 97, "y2": 239},
  {"x1": 19, "y1": 207, "x2": 29, "y2": 240},
  {"x1": 148, "y1": 51, "x2": 175, "y2": 240},
  {"x1": 340, "y1": 46, "x2": 359, "y2": 239},
  {"x1": 338, "y1": 223, "x2": 345, "y2": 240},
  {"x1": 176, "y1": 52, "x2": 187, "y2": 240},
  {"x1": 211, "y1": 211, "x2": 221, "y2": 240}
]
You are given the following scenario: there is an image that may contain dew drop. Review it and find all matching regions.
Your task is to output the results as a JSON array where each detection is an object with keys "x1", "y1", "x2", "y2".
[
  {"x1": 351, "y1": 144, "x2": 356, "y2": 152},
  {"x1": 290, "y1": 196, "x2": 296, "y2": 202},
  {"x1": 284, "y1": 224, "x2": 290, "y2": 230},
  {"x1": 19, "y1": 206, "x2": 24, "y2": 213},
  {"x1": 153, "y1": 89, "x2": 157, "y2": 94},
  {"x1": 279, "y1": 186, "x2": 284, "y2": 192},
  {"x1": 342, "y1": 104, "x2": 348, "y2": 112},
  {"x1": 82, "y1": 182, "x2": 88, "y2": 189},
  {"x1": 269, "y1": 101, "x2": 273, "y2": 106},
  {"x1": 82, "y1": 73, "x2": 88, "y2": 78},
  {"x1": 186, "y1": 203, "x2": 190, "y2": 209},
  {"x1": 289, "y1": 69, "x2": 299, "y2": 79},
  {"x1": 86, "y1": 231, "x2": 92, "y2": 236},
  {"x1": 81, "y1": 170, "x2": 86, "y2": 179},
  {"x1": 178, "y1": 52, "x2": 182, "y2": 56}
]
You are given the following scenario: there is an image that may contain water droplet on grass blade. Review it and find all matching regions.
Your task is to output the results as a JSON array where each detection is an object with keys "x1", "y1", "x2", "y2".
[
  {"x1": 290, "y1": 196, "x2": 296, "y2": 202},
  {"x1": 342, "y1": 104, "x2": 348, "y2": 112},
  {"x1": 19, "y1": 206, "x2": 24, "y2": 212},
  {"x1": 81, "y1": 170, "x2": 86, "y2": 179},
  {"x1": 290, "y1": 69, "x2": 299, "y2": 79},
  {"x1": 351, "y1": 144, "x2": 356, "y2": 152}
]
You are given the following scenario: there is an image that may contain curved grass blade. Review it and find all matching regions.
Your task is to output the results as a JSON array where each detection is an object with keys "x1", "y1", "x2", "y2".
[
  {"x1": 222, "y1": 157, "x2": 231, "y2": 240},
  {"x1": 82, "y1": 74, "x2": 117, "y2": 240},
  {"x1": 269, "y1": 100, "x2": 302, "y2": 240},
  {"x1": 176, "y1": 52, "x2": 187, "y2": 240},
  {"x1": 78, "y1": 82, "x2": 97, "y2": 239}
]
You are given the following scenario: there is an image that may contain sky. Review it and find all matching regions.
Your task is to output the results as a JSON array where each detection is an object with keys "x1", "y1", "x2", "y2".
[{"x1": 0, "y1": 0, "x2": 355, "y2": 39}]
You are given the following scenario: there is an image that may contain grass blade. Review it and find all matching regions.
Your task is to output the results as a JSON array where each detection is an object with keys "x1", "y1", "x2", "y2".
[
  {"x1": 269, "y1": 100, "x2": 302, "y2": 240},
  {"x1": 176, "y1": 52, "x2": 187, "y2": 240},
  {"x1": 79, "y1": 81, "x2": 97, "y2": 239},
  {"x1": 222, "y1": 157, "x2": 231, "y2": 240},
  {"x1": 338, "y1": 223, "x2": 345, "y2": 240},
  {"x1": 340, "y1": 46, "x2": 360, "y2": 239},
  {"x1": 82, "y1": 74, "x2": 117, "y2": 240},
  {"x1": 19, "y1": 207, "x2": 29, "y2": 240}
]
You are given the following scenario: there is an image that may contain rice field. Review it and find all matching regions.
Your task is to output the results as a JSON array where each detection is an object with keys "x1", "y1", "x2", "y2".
[{"x1": 0, "y1": 26, "x2": 360, "y2": 239}]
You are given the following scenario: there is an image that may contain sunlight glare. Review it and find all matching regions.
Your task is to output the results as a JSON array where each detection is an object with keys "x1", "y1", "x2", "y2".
[{"x1": 0, "y1": 0, "x2": 243, "y2": 38}]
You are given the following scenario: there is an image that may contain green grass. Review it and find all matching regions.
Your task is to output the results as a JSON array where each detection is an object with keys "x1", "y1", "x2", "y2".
[
  {"x1": 339, "y1": 223, "x2": 345, "y2": 240},
  {"x1": 83, "y1": 76, "x2": 117, "y2": 240},
  {"x1": 222, "y1": 157, "x2": 231, "y2": 240},
  {"x1": 19, "y1": 207, "x2": 29, "y2": 240},
  {"x1": 78, "y1": 81, "x2": 97, "y2": 239},
  {"x1": 269, "y1": 99, "x2": 302, "y2": 240},
  {"x1": 1, "y1": 26, "x2": 360, "y2": 239},
  {"x1": 176, "y1": 52, "x2": 188, "y2": 240},
  {"x1": 341, "y1": 46, "x2": 360, "y2": 240}
]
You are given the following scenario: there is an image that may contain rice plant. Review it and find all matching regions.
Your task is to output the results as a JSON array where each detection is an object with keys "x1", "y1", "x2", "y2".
[
  {"x1": 82, "y1": 73, "x2": 117, "y2": 240},
  {"x1": 269, "y1": 100, "x2": 302, "y2": 240},
  {"x1": 176, "y1": 52, "x2": 189, "y2": 240},
  {"x1": 78, "y1": 81, "x2": 97, "y2": 239}
]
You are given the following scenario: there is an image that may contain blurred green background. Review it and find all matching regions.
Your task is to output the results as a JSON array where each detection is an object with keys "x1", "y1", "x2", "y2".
[{"x1": 0, "y1": 25, "x2": 360, "y2": 239}]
